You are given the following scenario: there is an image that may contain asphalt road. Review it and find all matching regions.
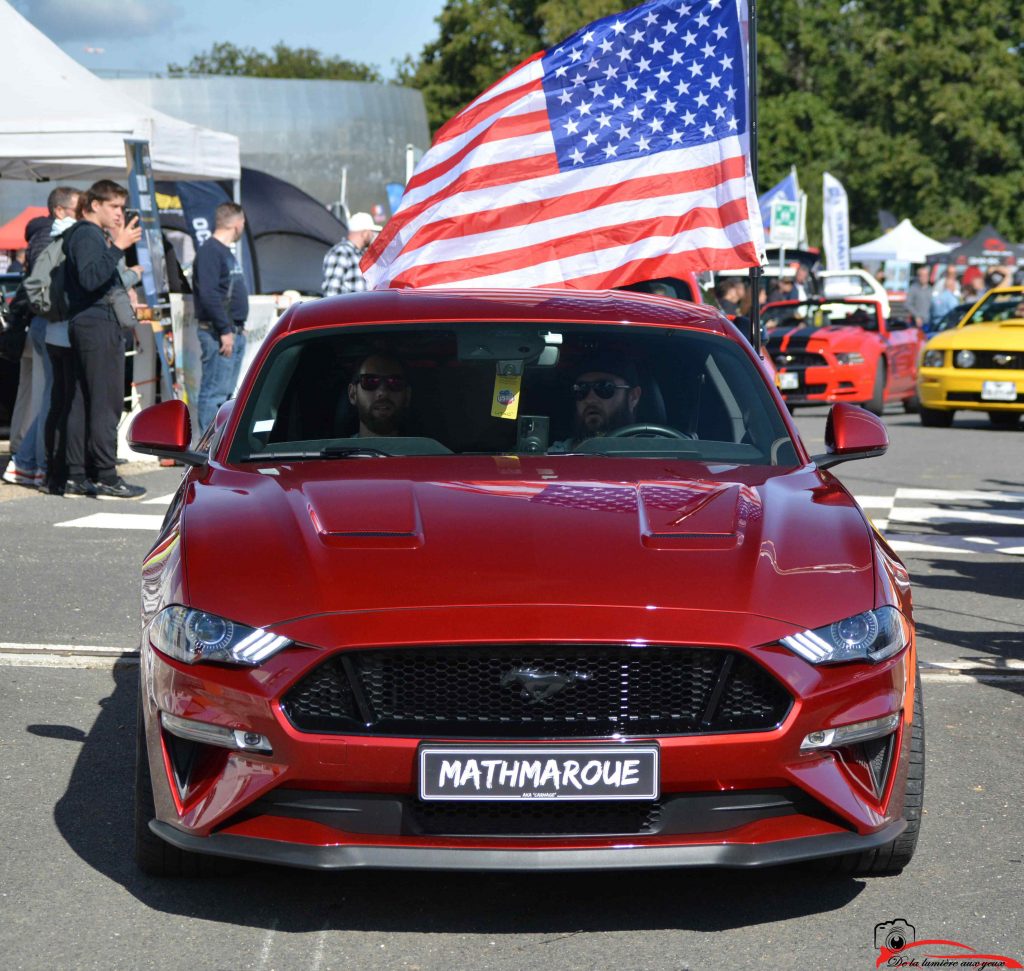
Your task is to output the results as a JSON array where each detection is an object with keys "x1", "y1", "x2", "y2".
[{"x1": 0, "y1": 405, "x2": 1021, "y2": 971}]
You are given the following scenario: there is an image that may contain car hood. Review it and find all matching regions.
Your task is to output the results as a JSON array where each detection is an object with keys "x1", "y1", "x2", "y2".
[
  {"x1": 177, "y1": 458, "x2": 877, "y2": 641},
  {"x1": 771, "y1": 324, "x2": 875, "y2": 350},
  {"x1": 926, "y1": 320, "x2": 1024, "y2": 351}
]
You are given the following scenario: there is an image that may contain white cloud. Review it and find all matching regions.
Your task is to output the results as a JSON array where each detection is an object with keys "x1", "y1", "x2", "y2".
[{"x1": 13, "y1": 0, "x2": 183, "y2": 41}]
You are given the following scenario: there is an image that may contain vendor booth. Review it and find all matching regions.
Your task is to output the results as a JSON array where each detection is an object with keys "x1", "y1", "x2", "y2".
[{"x1": 0, "y1": 1, "x2": 242, "y2": 452}]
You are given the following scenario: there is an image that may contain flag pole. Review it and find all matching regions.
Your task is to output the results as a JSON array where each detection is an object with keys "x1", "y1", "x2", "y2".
[{"x1": 747, "y1": 0, "x2": 762, "y2": 353}]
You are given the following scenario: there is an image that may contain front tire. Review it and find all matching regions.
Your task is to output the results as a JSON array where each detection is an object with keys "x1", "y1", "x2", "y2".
[
  {"x1": 988, "y1": 411, "x2": 1021, "y2": 429},
  {"x1": 919, "y1": 405, "x2": 954, "y2": 427},
  {"x1": 865, "y1": 359, "x2": 886, "y2": 416},
  {"x1": 824, "y1": 670, "x2": 925, "y2": 876}
]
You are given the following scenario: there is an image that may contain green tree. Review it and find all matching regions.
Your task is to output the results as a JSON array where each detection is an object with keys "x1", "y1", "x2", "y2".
[
  {"x1": 168, "y1": 41, "x2": 383, "y2": 83},
  {"x1": 402, "y1": 0, "x2": 1024, "y2": 242}
]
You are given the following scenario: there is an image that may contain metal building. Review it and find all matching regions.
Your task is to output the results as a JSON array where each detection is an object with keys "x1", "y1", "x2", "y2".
[{"x1": 106, "y1": 77, "x2": 430, "y2": 215}]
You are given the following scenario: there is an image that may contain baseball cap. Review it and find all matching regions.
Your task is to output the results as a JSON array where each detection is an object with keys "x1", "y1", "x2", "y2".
[
  {"x1": 348, "y1": 211, "x2": 383, "y2": 233},
  {"x1": 574, "y1": 354, "x2": 640, "y2": 387}
]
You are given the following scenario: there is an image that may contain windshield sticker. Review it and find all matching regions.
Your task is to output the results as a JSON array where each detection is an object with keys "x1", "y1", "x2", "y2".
[{"x1": 491, "y1": 372, "x2": 522, "y2": 420}]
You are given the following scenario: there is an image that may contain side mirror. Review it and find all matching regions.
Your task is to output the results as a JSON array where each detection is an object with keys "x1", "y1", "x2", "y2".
[
  {"x1": 128, "y1": 400, "x2": 208, "y2": 467},
  {"x1": 811, "y1": 402, "x2": 888, "y2": 469}
]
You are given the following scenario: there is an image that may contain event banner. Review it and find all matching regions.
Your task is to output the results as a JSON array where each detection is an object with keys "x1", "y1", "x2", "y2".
[
  {"x1": 124, "y1": 139, "x2": 170, "y2": 307},
  {"x1": 822, "y1": 172, "x2": 850, "y2": 270}
]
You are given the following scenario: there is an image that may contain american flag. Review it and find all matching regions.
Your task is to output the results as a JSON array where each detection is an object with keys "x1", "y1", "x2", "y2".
[{"x1": 362, "y1": 0, "x2": 764, "y2": 291}]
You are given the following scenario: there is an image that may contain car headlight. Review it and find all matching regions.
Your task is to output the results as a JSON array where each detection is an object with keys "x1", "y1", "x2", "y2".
[
  {"x1": 148, "y1": 606, "x2": 292, "y2": 666},
  {"x1": 954, "y1": 349, "x2": 976, "y2": 368},
  {"x1": 835, "y1": 352, "x2": 865, "y2": 365},
  {"x1": 780, "y1": 606, "x2": 910, "y2": 665},
  {"x1": 922, "y1": 349, "x2": 944, "y2": 368}
]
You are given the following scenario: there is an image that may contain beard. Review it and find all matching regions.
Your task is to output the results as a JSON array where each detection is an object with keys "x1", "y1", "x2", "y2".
[
  {"x1": 359, "y1": 397, "x2": 404, "y2": 435},
  {"x1": 573, "y1": 396, "x2": 633, "y2": 441}
]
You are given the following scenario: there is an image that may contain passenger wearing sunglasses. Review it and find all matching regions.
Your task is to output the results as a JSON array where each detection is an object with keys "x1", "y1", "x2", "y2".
[
  {"x1": 549, "y1": 357, "x2": 642, "y2": 452},
  {"x1": 347, "y1": 354, "x2": 411, "y2": 437}
]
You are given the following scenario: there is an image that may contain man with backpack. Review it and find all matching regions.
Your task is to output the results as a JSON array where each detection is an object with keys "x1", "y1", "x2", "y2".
[{"x1": 3, "y1": 187, "x2": 77, "y2": 489}]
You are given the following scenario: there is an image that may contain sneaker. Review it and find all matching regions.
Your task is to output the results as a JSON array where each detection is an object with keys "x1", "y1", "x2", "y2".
[
  {"x1": 2, "y1": 461, "x2": 43, "y2": 487},
  {"x1": 64, "y1": 478, "x2": 98, "y2": 497},
  {"x1": 94, "y1": 477, "x2": 146, "y2": 499}
]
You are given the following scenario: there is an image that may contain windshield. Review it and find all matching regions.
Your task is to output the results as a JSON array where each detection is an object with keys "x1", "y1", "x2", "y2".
[
  {"x1": 962, "y1": 293, "x2": 1024, "y2": 326},
  {"x1": 763, "y1": 301, "x2": 880, "y2": 333},
  {"x1": 229, "y1": 322, "x2": 797, "y2": 467}
]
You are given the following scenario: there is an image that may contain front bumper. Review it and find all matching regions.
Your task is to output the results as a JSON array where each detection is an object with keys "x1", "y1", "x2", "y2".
[
  {"x1": 140, "y1": 626, "x2": 917, "y2": 870},
  {"x1": 151, "y1": 818, "x2": 905, "y2": 871},
  {"x1": 918, "y1": 367, "x2": 1024, "y2": 412},
  {"x1": 777, "y1": 361, "x2": 874, "y2": 405}
]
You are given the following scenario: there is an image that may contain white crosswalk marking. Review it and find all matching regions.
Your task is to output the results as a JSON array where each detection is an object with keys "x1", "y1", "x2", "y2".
[
  {"x1": 56, "y1": 513, "x2": 166, "y2": 530},
  {"x1": 888, "y1": 507, "x2": 1024, "y2": 527},
  {"x1": 878, "y1": 486, "x2": 1024, "y2": 558},
  {"x1": 142, "y1": 493, "x2": 176, "y2": 505}
]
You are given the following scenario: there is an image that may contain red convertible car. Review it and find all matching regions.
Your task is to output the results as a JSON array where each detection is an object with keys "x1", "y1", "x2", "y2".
[
  {"x1": 764, "y1": 298, "x2": 924, "y2": 414},
  {"x1": 129, "y1": 288, "x2": 923, "y2": 876}
]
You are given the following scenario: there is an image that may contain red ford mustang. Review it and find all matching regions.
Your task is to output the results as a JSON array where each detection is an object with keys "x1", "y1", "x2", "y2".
[
  {"x1": 129, "y1": 288, "x2": 923, "y2": 875},
  {"x1": 764, "y1": 297, "x2": 924, "y2": 415}
]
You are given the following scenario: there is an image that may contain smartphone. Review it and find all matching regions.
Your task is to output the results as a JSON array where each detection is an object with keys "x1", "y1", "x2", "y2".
[{"x1": 125, "y1": 209, "x2": 141, "y2": 225}]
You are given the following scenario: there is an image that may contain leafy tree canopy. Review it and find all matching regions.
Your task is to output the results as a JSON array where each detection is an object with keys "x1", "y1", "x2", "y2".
[
  {"x1": 168, "y1": 42, "x2": 382, "y2": 83},
  {"x1": 400, "y1": 0, "x2": 1024, "y2": 244}
]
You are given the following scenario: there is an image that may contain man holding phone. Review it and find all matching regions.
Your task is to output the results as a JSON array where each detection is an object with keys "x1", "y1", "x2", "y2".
[{"x1": 192, "y1": 202, "x2": 249, "y2": 431}]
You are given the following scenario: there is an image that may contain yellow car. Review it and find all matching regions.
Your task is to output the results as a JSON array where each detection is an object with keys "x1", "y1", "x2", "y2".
[{"x1": 918, "y1": 285, "x2": 1024, "y2": 428}]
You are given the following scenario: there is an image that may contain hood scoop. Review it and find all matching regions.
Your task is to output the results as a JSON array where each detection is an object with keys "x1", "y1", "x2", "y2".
[
  {"x1": 305, "y1": 480, "x2": 422, "y2": 549},
  {"x1": 639, "y1": 482, "x2": 756, "y2": 549}
]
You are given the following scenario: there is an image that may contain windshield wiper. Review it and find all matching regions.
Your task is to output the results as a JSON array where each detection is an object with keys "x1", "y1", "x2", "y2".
[{"x1": 242, "y1": 445, "x2": 391, "y2": 462}]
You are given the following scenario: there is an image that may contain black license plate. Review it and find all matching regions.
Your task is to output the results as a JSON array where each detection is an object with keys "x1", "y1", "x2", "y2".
[{"x1": 418, "y1": 744, "x2": 660, "y2": 801}]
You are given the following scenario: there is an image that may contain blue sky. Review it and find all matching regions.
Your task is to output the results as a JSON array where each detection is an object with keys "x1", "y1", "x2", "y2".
[{"x1": 12, "y1": 0, "x2": 448, "y2": 79}]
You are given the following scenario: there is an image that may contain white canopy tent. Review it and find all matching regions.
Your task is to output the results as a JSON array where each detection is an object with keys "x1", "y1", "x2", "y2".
[
  {"x1": 0, "y1": 1, "x2": 239, "y2": 182},
  {"x1": 850, "y1": 218, "x2": 951, "y2": 264}
]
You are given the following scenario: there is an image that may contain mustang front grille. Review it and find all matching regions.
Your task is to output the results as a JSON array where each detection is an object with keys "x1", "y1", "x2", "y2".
[
  {"x1": 281, "y1": 645, "x2": 792, "y2": 738},
  {"x1": 772, "y1": 351, "x2": 825, "y2": 369}
]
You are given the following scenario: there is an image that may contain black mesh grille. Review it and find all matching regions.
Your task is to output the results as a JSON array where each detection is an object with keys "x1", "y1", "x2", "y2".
[
  {"x1": 773, "y1": 351, "x2": 825, "y2": 368},
  {"x1": 412, "y1": 799, "x2": 662, "y2": 836},
  {"x1": 281, "y1": 646, "x2": 792, "y2": 738}
]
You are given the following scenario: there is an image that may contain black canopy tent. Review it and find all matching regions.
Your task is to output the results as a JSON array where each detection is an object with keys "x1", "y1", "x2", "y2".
[
  {"x1": 928, "y1": 224, "x2": 1018, "y2": 268},
  {"x1": 157, "y1": 167, "x2": 346, "y2": 294}
]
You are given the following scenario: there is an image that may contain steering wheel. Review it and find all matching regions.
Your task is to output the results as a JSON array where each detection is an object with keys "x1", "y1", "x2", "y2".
[{"x1": 606, "y1": 423, "x2": 693, "y2": 439}]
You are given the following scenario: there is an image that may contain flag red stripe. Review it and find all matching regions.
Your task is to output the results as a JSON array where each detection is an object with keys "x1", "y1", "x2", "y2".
[
  {"x1": 563, "y1": 245, "x2": 760, "y2": 289},
  {"x1": 434, "y1": 71, "x2": 545, "y2": 145},
  {"x1": 388, "y1": 200, "x2": 752, "y2": 288},
  {"x1": 364, "y1": 152, "x2": 561, "y2": 266},
  {"x1": 407, "y1": 110, "x2": 551, "y2": 194},
  {"x1": 398, "y1": 153, "x2": 750, "y2": 258}
]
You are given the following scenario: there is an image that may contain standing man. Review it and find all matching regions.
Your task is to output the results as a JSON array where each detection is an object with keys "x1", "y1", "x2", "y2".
[
  {"x1": 193, "y1": 203, "x2": 249, "y2": 431},
  {"x1": 321, "y1": 212, "x2": 382, "y2": 296},
  {"x1": 63, "y1": 180, "x2": 144, "y2": 498},
  {"x1": 906, "y1": 265, "x2": 933, "y2": 328}
]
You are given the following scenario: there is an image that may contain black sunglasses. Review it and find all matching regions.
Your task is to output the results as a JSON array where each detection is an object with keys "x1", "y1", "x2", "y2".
[
  {"x1": 355, "y1": 373, "x2": 408, "y2": 391},
  {"x1": 573, "y1": 380, "x2": 632, "y2": 401}
]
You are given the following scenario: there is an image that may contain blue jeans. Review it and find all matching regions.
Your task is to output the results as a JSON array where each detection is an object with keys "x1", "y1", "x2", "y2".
[
  {"x1": 13, "y1": 317, "x2": 53, "y2": 474},
  {"x1": 197, "y1": 327, "x2": 246, "y2": 432}
]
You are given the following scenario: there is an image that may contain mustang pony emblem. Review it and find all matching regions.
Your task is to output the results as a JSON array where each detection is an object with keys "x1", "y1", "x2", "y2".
[{"x1": 500, "y1": 667, "x2": 592, "y2": 703}]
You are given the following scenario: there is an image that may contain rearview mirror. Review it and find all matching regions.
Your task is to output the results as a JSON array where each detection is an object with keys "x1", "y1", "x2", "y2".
[
  {"x1": 811, "y1": 403, "x2": 888, "y2": 469},
  {"x1": 128, "y1": 400, "x2": 208, "y2": 467}
]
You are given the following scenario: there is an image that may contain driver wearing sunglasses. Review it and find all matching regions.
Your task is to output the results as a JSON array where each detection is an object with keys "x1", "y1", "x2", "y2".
[
  {"x1": 549, "y1": 356, "x2": 642, "y2": 452},
  {"x1": 348, "y1": 353, "x2": 412, "y2": 437}
]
